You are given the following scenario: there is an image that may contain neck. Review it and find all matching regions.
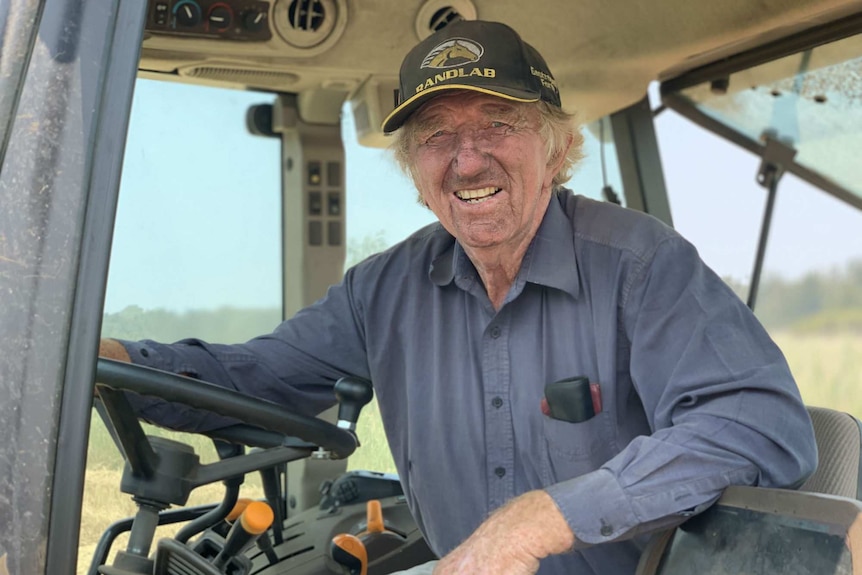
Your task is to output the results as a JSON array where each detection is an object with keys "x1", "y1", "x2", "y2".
[
  {"x1": 460, "y1": 186, "x2": 556, "y2": 310},
  {"x1": 463, "y1": 235, "x2": 533, "y2": 311}
]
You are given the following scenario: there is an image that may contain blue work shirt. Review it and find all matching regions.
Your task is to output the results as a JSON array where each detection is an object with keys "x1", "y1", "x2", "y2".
[{"x1": 123, "y1": 190, "x2": 817, "y2": 574}]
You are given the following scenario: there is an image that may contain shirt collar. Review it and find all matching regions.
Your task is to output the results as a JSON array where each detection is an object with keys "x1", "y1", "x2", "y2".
[
  {"x1": 429, "y1": 234, "x2": 458, "y2": 286},
  {"x1": 428, "y1": 193, "x2": 580, "y2": 299},
  {"x1": 522, "y1": 193, "x2": 580, "y2": 299}
]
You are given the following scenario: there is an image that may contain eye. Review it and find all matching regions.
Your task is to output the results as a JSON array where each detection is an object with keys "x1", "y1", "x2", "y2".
[
  {"x1": 490, "y1": 121, "x2": 509, "y2": 129},
  {"x1": 422, "y1": 129, "x2": 451, "y2": 145}
]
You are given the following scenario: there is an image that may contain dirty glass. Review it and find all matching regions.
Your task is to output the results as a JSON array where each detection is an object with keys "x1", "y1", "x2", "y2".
[
  {"x1": 660, "y1": 32, "x2": 862, "y2": 423},
  {"x1": 676, "y1": 33, "x2": 862, "y2": 206},
  {"x1": 0, "y1": 0, "x2": 43, "y2": 164},
  {"x1": 1, "y1": 2, "x2": 136, "y2": 574},
  {"x1": 82, "y1": 79, "x2": 283, "y2": 573}
]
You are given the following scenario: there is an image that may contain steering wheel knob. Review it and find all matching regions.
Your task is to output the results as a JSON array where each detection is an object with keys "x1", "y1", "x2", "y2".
[{"x1": 335, "y1": 377, "x2": 374, "y2": 432}]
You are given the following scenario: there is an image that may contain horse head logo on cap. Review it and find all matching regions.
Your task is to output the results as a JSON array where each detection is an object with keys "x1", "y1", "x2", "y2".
[{"x1": 421, "y1": 39, "x2": 484, "y2": 69}]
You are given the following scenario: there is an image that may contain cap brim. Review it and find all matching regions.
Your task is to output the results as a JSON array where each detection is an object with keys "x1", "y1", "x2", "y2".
[{"x1": 381, "y1": 84, "x2": 539, "y2": 134}]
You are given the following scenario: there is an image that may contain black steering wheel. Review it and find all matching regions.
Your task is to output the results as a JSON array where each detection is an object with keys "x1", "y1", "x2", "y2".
[{"x1": 94, "y1": 358, "x2": 361, "y2": 505}]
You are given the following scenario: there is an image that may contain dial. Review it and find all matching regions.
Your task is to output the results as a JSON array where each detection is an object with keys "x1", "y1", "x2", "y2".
[
  {"x1": 208, "y1": 4, "x2": 233, "y2": 32},
  {"x1": 241, "y1": 8, "x2": 268, "y2": 33},
  {"x1": 173, "y1": 0, "x2": 202, "y2": 28}
]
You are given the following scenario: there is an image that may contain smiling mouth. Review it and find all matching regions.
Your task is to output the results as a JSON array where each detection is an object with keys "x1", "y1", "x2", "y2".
[{"x1": 454, "y1": 187, "x2": 501, "y2": 204}]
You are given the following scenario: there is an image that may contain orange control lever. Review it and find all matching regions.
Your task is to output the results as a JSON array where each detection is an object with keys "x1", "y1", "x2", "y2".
[
  {"x1": 364, "y1": 499, "x2": 385, "y2": 534},
  {"x1": 357, "y1": 499, "x2": 408, "y2": 562},
  {"x1": 330, "y1": 533, "x2": 368, "y2": 575},
  {"x1": 213, "y1": 500, "x2": 274, "y2": 570},
  {"x1": 226, "y1": 497, "x2": 253, "y2": 522}
]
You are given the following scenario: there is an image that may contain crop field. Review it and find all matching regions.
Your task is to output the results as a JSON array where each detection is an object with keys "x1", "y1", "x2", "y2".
[{"x1": 77, "y1": 331, "x2": 862, "y2": 574}]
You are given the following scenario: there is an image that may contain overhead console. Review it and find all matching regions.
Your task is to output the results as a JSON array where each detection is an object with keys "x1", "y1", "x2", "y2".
[
  {"x1": 147, "y1": 0, "x2": 273, "y2": 42},
  {"x1": 145, "y1": 0, "x2": 347, "y2": 53},
  {"x1": 139, "y1": 0, "x2": 478, "y2": 148}
]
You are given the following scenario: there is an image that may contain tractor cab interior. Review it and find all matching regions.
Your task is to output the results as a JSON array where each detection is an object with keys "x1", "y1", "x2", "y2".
[{"x1": 1, "y1": 1, "x2": 861, "y2": 575}]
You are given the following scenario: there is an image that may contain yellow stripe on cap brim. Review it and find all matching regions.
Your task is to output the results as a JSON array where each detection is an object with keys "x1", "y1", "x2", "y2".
[{"x1": 381, "y1": 84, "x2": 539, "y2": 134}]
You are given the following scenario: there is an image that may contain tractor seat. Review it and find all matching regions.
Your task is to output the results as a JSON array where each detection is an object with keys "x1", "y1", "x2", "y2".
[
  {"x1": 635, "y1": 406, "x2": 862, "y2": 575},
  {"x1": 799, "y1": 405, "x2": 862, "y2": 500}
]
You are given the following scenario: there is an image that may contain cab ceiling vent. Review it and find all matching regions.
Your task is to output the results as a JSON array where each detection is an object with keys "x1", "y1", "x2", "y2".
[
  {"x1": 183, "y1": 67, "x2": 301, "y2": 89},
  {"x1": 415, "y1": 0, "x2": 477, "y2": 40},
  {"x1": 273, "y1": 0, "x2": 347, "y2": 53},
  {"x1": 288, "y1": 0, "x2": 325, "y2": 31},
  {"x1": 429, "y1": 7, "x2": 463, "y2": 32}
]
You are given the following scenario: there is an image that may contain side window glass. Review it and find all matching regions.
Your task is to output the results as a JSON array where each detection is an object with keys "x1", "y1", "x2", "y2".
[
  {"x1": 656, "y1": 110, "x2": 765, "y2": 282},
  {"x1": 103, "y1": 79, "x2": 283, "y2": 340},
  {"x1": 83, "y1": 79, "x2": 281, "y2": 573},
  {"x1": 756, "y1": 172, "x2": 862, "y2": 415},
  {"x1": 656, "y1": 109, "x2": 862, "y2": 419}
]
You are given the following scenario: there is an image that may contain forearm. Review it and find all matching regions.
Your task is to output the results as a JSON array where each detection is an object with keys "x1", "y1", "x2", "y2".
[
  {"x1": 434, "y1": 490, "x2": 574, "y2": 574},
  {"x1": 547, "y1": 402, "x2": 814, "y2": 547},
  {"x1": 474, "y1": 490, "x2": 574, "y2": 557}
]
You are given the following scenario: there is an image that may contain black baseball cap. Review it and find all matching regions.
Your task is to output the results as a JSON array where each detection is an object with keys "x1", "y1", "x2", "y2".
[{"x1": 381, "y1": 20, "x2": 561, "y2": 134}]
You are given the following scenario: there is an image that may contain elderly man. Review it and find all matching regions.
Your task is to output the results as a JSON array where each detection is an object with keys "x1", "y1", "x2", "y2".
[{"x1": 101, "y1": 19, "x2": 817, "y2": 575}]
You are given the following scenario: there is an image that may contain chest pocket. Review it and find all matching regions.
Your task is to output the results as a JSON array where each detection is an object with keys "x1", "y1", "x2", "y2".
[{"x1": 542, "y1": 411, "x2": 619, "y2": 482}]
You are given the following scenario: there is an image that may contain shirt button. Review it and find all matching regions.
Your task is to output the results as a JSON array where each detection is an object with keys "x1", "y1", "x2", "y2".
[
  {"x1": 600, "y1": 524, "x2": 614, "y2": 537},
  {"x1": 494, "y1": 467, "x2": 506, "y2": 478},
  {"x1": 489, "y1": 326, "x2": 501, "y2": 339},
  {"x1": 491, "y1": 396, "x2": 503, "y2": 408}
]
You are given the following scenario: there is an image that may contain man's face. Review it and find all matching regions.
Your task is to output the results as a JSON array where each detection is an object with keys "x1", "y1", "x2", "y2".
[{"x1": 407, "y1": 91, "x2": 558, "y2": 253}]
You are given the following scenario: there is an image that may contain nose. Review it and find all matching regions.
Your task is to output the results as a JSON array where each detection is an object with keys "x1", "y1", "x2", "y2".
[{"x1": 451, "y1": 131, "x2": 489, "y2": 178}]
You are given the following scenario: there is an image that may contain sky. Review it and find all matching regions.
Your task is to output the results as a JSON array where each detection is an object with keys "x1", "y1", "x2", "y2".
[{"x1": 103, "y1": 79, "x2": 862, "y2": 314}]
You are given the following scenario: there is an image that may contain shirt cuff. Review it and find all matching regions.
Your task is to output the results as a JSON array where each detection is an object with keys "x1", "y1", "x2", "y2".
[
  {"x1": 114, "y1": 339, "x2": 238, "y2": 432},
  {"x1": 120, "y1": 339, "x2": 202, "y2": 377},
  {"x1": 545, "y1": 469, "x2": 637, "y2": 546}
]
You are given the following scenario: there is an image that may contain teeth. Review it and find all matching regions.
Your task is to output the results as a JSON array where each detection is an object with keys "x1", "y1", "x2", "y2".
[{"x1": 455, "y1": 187, "x2": 500, "y2": 203}]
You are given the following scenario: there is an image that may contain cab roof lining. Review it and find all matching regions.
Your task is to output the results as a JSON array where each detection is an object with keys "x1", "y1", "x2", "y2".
[{"x1": 138, "y1": 0, "x2": 861, "y2": 128}]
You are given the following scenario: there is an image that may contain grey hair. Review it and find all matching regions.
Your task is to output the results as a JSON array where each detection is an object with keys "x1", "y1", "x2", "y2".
[{"x1": 390, "y1": 98, "x2": 584, "y2": 188}]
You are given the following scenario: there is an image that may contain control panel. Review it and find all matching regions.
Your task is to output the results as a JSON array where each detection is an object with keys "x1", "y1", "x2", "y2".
[{"x1": 148, "y1": 0, "x2": 272, "y2": 41}]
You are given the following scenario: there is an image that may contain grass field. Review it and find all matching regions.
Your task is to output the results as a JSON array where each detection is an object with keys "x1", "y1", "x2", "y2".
[
  {"x1": 774, "y1": 332, "x2": 862, "y2": 414},
  {"x1": 77, "y1": 331, "x2": 862, "y2": 574}
]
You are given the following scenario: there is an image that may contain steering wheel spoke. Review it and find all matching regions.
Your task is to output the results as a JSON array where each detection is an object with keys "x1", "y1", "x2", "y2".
[
  {"x1": 96, "y1": 385, "x2": 159, "y2": 479},
  {"x1": 191, "y1": 445, "x2": 313, "y2": 488}
]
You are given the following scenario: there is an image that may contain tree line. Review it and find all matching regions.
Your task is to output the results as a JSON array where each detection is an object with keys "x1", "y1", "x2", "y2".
[
  {"x1": 725, "y1": 259, "x2": 862, "y2": 333},
  {"x1": 101, "y1": 258, "x2": 862, "y2": 344}
]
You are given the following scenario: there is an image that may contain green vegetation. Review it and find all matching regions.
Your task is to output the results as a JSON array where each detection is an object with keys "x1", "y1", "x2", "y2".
[
  {"x1": 103, "y1": 258, "x2": 862, "y2": 346},
  {"x1": 776, "y1": 332, "x2": 862, "y2": 416},
  {"x1": 724, "y1": 259, "x2": 862, "y2": 333},
  {"x1": 101, "y1": 305, "x2": 283, "y2": 345}
]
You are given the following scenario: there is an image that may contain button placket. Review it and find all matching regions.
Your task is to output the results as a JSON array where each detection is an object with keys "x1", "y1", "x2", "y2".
[{"x1": 483, "y1": 314, "x2": 514, "y2": 509}]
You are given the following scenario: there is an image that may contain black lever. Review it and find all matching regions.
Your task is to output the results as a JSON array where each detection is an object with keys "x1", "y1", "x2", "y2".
[
  {"x1": 335, "y1": 377, "x2": 374, "y2": 433},
  {"x1": 212, "y1": 501, "x2": 274, "y2": 571}
]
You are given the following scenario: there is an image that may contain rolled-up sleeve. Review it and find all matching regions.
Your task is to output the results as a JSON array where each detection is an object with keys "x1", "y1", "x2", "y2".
[{"x1": 547, "y1": 236, "x2": 817, "y2": 545}]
